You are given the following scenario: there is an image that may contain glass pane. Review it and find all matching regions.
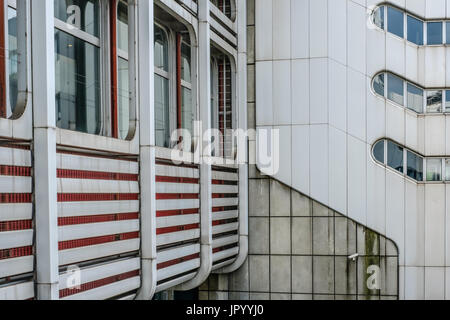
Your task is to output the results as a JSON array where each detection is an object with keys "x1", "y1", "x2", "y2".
[
  {"x1": 446, "y1": 22, "x2": 450, "y2": 44},
  {"x1": 154, "y1": 25, "x2": 168, "y2": 72},
  {"x1": 373, "y1": 6, "x2": 384, "y2": 29},
  {"x1": 407, "y1": 15, "x2": 423, "y2": 45},
  {"x1": 181, "y1": 43, "x2": 191, "y2": 83},
  {"x1": 445, "y1": 159, "x2": 450, "y2": 181},
  {"x1": 407, "y1": 83, "x2": 423, "y2": 113},
  {"x1": 427, "y1": 159, "x2": 442, "y2": 181},
  {"x1": 373, "y1": 73, "x2": 384, "y2": 97},
  {"x1": 387, "y1": 73, "x2": 404, "y2": 106},
  {"x1": 387, "y1": 140, "x2": 404, "y2": 173},
  {"x1": 446, "y1": 90, "x2": 450, "y2": 112},
  {"x1": 118, "y1": 57, "x2": 129, "y2": 139},
  {"x1": 117, "y1": 0, "x2": 128, "y2": 53},
  {"x1": 55, "y1": 29, "x2": 101, "y2": 134},
  {"x1": 427, "y1": 22, "x2": 443, "y2": 45},
  {"x1": 426, "y1": 90, "x2": 442, "y2": 113},
  {"x1": 181, "y1": 87, "x2": 193, "y2": 139},
  {"x1": 54, "y1": 0, "x2": 100, "y2": 37},
  {"x1": 8, "y1": 7, "x2": 18, "y2": 113},
  {"x1": 387, "y1": 7, "x2": 404, "y2": 38},
  {"x1": 155, "y1": 74, "x2": 170, "y2": 148},
  {"x1": 373, "y1": 140, "x2": 385, "y2": 164},
  {"x1": 407, "y1": 151, "x2": 423, "y2": 181}
]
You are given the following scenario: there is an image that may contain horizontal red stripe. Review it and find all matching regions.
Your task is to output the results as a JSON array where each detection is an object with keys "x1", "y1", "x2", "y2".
[
  {"x1": 212, "y1": 194, "x2": 238, "y2": 199},
  {"x1": 156, "y1": 208, "x2": 199, "y2": 217},
  {"x1": 0, "y1": 246, "x2": 33, "y2": 260},
  {"x1": 156, "y1": 193, "x2": 198, "y2": 200},
  {"x1": 212, "y1": 180, "x2": 238, "y2": 186},
  {"x1": 212, "y1": 206, "x2": 238, "y2": 212},
  {"x1": 156, "y1": 223, "x2": 199, "y2": 235},
  {"x1": 0, "y1": 220, "x2": 32, "y2": 232},
  {"x1": 59, "y1": 270, "x2": 140, "y2": 298},
  {"x1": 59, "y1": 232, "x2": 139, "y2": 250},
  {"x1": 57, "y1": 169, "x2": 138, "y2": 181},
  {"x1": 156, "y1": 176, "x2": 199, "y2": 184},
  {"x1": 0, "y1": 165, "x2": 31, "y2": 177},
  {"x1": 58, "y1": 213, "x2": 139, "y2": 226},
  {"x1": 157, "y1": 253, "x2": 200, "y2": 270},
  {"x1": 213, "y1": 244, "x2": 238, "y2": 254},
  {"x1": 57, "y1": 193, "x2": 139, "y2": 202},
  {"x1": 212, "y1": 219, "x2": 238, "y2": 226},
  {"x1": 56, "y1": 149, "x2": 138, "y2": 162},
  {"x1": 0, "y1": 193, "x2": 32, "y2": 203}
]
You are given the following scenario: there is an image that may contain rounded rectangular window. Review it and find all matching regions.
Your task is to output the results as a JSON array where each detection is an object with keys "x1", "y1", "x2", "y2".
[
  {"x1": 407, "y1": 15, "x2": 423, "y2": 45},
  {"x1": 373, "y1": 6, "x2": 384, "y2": 29},
  {"x1": 387, "y1": 140, "x2": 404, "y2": 173},
  {"x1": 180, "y1": 40, "x2": 193, "y2": 141},
  {"x1": 446, "y1": 90, "x2": 450, "y2": 112},
  {"x1": 387, "y1": 73, "x2": 404, "y2": 106},
  {"x1": 427, "y1": 159, "x2": 442, "y2": 181},
  {"x1": 373, "y1": 140, "x2": 385, "y2": 164},
  {"x1": 407, "y1": 83, "x2": 423, "y2": 113},
  {"x1": 407, "y1": 151, "x2": 423, "y2": 181},
  {"x1": 387, "y1": 7, "x2": 404, "y2": 38},
  {"x1": 117, "y1": 0, "x2": 130, "y2": 140},
  {"x1": 373, "y1": 73, "x2": 384, "y2": 97},
  {"x1": 427, "y1": 22, "x2": 443, "y2": 45},
  {"x1": 426, "y1": 90, "x2": 442, "y2": 113}
]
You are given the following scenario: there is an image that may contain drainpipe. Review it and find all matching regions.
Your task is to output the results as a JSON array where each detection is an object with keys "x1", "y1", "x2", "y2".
[
  {"x1": 32, "y1": 0, "x2": 60, "y2": 299},
  {"x1": 176, "y1": 0, "x2": 213, "y2": 291},
  {"x1": 135, "y1": 0, "x2": 157, "y2": 300},
  {"x1": 215, "y1": 0, "x2": 248, "y2": 274}
]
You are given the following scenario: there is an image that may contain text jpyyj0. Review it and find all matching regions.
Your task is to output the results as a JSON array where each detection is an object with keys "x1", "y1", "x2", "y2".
[{"x1": 186, "y1": 305, "x2": 264, "y2": 318}]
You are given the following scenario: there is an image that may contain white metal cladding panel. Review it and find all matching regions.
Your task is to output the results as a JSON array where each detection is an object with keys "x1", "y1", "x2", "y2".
[
  {"x1": 156, "y1": 164, "x2": 199, "y2": 179},
  {"x1": 57, "y1": 179, "x2": 139, "y2": 194},
  {"x1": 212, "y1": 222, "x2": 239, "y2": 235},
  {"x1": 0, "y1": 256, "x2": 34, "y2": 278},
  {"x1": 212, "y1": 197, "x2": 239, "y2": 207},
  {"x1": 0, "y1": 204, "x2": 33, "y2": 221},
  {"x1": 156, "y1": 214, "x2": 199, "y2": 229},
  {"x1": 156, "y1": 182, "x2": 199, "y2": 194},
  {"x1": 0, "y1": 230, "x2": 33, "y2": 250},
  {"x1": 0, "y1": 281, "x2": 34, "y2": 300},
  {"x1": 156, "y1": 244, "x2": 200, "y2": 264},
  {"x1": 156, "y1": 199, "x2": 200, "y2": 211},
  {"x1": 156, "y1": 229, "x2": 201, "y2": 247},
  {"x1": 157, "y1": 259, "x2": 201, "y2": 282},
  {"x1": 58, "y1": 200, "x2": 139, "y2": 217},
  {"x1": 0, "y1": 176, "x2": 32, "y2": 193},
  {"x1": 211, "y1": 170, "x2": 239, "y2": 181},
  {"x1": 213, "y1": 247, "x2": 240, "y2": 263},
  {"x1": 61, "y1": 277, "x2": 141, "y2": 300},
  {"x1": 58, "y1": 220, "x2": 140, "y2": 242},
  {"x1": 0, "y1": 147, "x2": 31, "y2": 167},
  {"x1": 212, "y1": 210, "x2": 239, "y2": 221},
  {"x1": 155, "y1": 272, "x2": 197, "y2": 293},
  {"x1": 59, "y1": 258, "x2": 140, "y2": 290},
  {"x1": 212, "y1": 184, "x2": 239, "y2": 194},
  {"x1": 212, "y1": 235, "x2": 239, "y2": 249},
  {"x1": 57, "y1": 153, "x2": 139, "y2": 174}
]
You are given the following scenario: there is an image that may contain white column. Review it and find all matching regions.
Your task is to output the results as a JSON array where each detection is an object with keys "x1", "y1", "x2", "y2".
[
  {"x1": 177, "y1": 0, "x2": 213, "y2": 290},
  {"x1": 135, "y1": 0, "x2": 157, "y2": 300},
  {"x1": 31, "y1": 0, "x2": 59, "y2": 300}
]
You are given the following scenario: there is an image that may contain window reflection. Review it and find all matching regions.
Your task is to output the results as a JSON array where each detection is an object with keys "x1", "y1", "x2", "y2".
[
  {"x1": 407, "y1": 151, "x2": 423, "y2": 181},
  {"x1": 387, "y1": 73, "x2": 404, "y2": 106},
  {"x1": 373, "y1": 73, "x2": 384, "y2": 97},
  {"x1": 427, "y1": 159, "x2": 442, "y2": 181},
  {"x1": 373, "y1": 140, "x2": 385, "y2": 164},
  {"x1": 407, "y1": 83, "x2": 423, "y2": 113},
  {"x1": 387, "y1": 7, "x2": 404, "y2": 38},
  {"x1": 427, "y1": 22, "x2": 443, "y2": 45},
  {"x1": 387, "y1": 140, "x2": 404, "y2": 173},
  {"x1": 426, "y1": 90, "x2": 442, "y2": 113},
  {"x1": 407, "y1": 15, "x2": 423, "y2": 45}
]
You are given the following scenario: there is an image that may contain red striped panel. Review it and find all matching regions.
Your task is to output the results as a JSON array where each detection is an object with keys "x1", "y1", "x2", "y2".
[
  {"x1": 57, "y1": 193, "x2": 139, "y2": 202},
  {"x1": 0, "y1": 220, "x2": 32, "y2": 232},
  {"x1": 0, "y1": 193, "x2": 32, "y2": 203},
  {"x1": 59, "y1": 269, "x2": 140, "y2": 298},
  {"x1": 58, "y1": 232, "x2": 139, "y2": 251},
  {"x1": 212, "y1": 179, "x2": 238, "y2": 185},
  {"x1": 156, "y1": 193, "x2": 199, "y2": 200},
  {"x1": 0, "y1": 165, "x2": 31, "y2": 177},
  {"x1": 0, "y1": 246, "x2": 33, "y2": 260},
  {"x1": 156, "y1": 176, "x2": 199, "y2": 184},
  {"x1": 213, "y1": 244, "x2": 238, "y2": 254},
  {"x1": 57, "y1": 169, "x2": 138, "y2": 181},
  {"x1": 156, "y1": 208, "x2": 199, "y2": 218},
  {"x1": 157, "y1": 253, "x2": 200, "y2": 270},
  {"x1": 156, "y1": 223, "x2": 199, "y2": 235},
  {"x1": 212, "y1": 219, "x2": 238, "y2": 226},
  {"x1": 58, "y1": 213, "x2": 139, "y2": 227}
]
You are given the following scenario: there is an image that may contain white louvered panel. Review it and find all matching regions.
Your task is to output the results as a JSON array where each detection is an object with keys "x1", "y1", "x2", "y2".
[
  {"x1": 59, "y1": 258, "x2": 140, "y2": 290},
  {"x1": 0, "y1": 176, "x2": 32, "y2": 193},
  {"x1": 156, "y1": 244, "x2": 200, "y2": 264},
  {"x1": 212, "y1": 222, "x2": 239, "y2": 235},
  {"x1": 57, "y1": 179, "x2": 139, "y2": 194},
  {"x1": 157, "y1": 259, "x2": 200, "y2": 282},
  {"x1": 0, "y1": 230, "x2": 33, "y2": 250},
  {"x1": 156, "y1": 182, "x2": 199, "y2": 194},
  {"x1": 61, "y1": 277, "x2": 141, "y2": 300},
  {"x1": 156, "y1": 199, "x2": 200, "y2": 211},
  {"x1": 212, "y1": 210, "x2": 239, "y2": 221},
  {"x1": 0, "y1": 281, "x2": 34, "y2": 300},
  {"x1": 212, "y1": 235, "x2": 239, "y2": 249},
  {"x1": 211, "y1": 170, "x2": 238, "y2": 181},
  {"x1": 155, "y1": 272, "x2": 196, "y2": 293},
  {"x1": 212, "y1": 197, "x2": 239, "y2": 207},
  {"x1": 58, "y1": 200, "x2": 139, "y2": 217},
  {"x1": 212, "y1": 184, "x2": 238, "y2": 194},
  {"x1": 57, "y1": 153, "x2": 138, "y2": 174},
  {"x1": 212, "y1": 259, "x2": 236, "y2": 271},
  {"x1": 0, "y1": 203, "x2": 32, "y2": 221},
  {"x1": 59, "y1": 239, "x2": 140, "y2": 266},
  {"x1": 156, "y1": 214, "x2": 199, "y2": 229},
  {"x1": 0, "y1": 147, "x2": 31, "y2": 167},
  {"x1": 156, "y1": 165, "x2": 199, "y2": 179},
  {"x1": 156, "y1": 229, "x2": 200, "y2": 247},
  {"x1": 118, "y1": 294, "x2": 136, "y2": 300},
  {"x1": 58, "y1": 220, "x2": 140, "y2": 242},
  {"x1": 0, "y1": 256, "x2": 34, "y2": 278},
  {"x1": 213, "y1": 247, "x2": 239, "y2": 263}
]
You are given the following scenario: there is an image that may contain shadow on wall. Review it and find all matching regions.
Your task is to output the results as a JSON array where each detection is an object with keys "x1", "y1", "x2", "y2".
[{"x1": 198, "y1": 176, "x2": 399, "y2": 301}]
